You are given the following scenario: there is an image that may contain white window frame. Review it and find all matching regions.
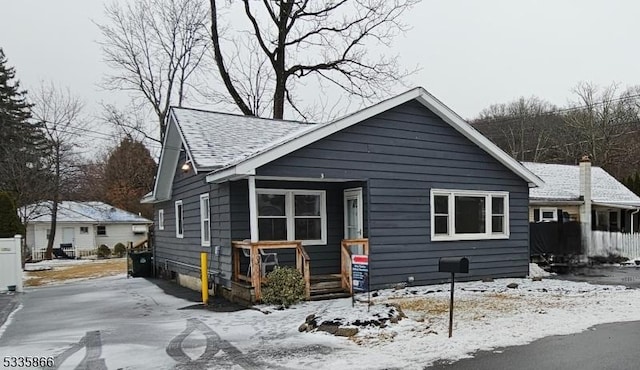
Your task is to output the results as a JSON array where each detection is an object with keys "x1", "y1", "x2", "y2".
[
  {"x1": 256, "y1": 189, "x2": 327, "y2": 245},
  {"x1": 200, "y1": 194, "x2": 211, "y2": 246},
  {"x1": 96, "y1": 225, "x2": 107, "y2": 236},
  {"x1": 430, "y1": 189, "x2": 510, "y2": 241},
  {"x1": 158, "y1": 209, "x2": 165, "y2": 230},
  {"x1": 175, "y1": 200, "x2": 184, "y2": 239},
  {"x1": 538, "y1": 207, "x2": 558, "y2": 222}
]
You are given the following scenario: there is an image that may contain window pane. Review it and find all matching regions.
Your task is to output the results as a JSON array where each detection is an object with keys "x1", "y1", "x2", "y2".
[
  {"x1": 295, "y1": 194, "x2": 321, "y2": 216},
  {"x1": 492, "y1": 197, "x2": 504, "y2": 214},
  {"x1": 455, "y1": 196, "x2": 485, "y2": 233},
  {"x1": 177, "y1": 204, "x2": 183, "y2": 233},
  {"x1": 258, "y1": 218, "x2": 287, "y2": 240},
  {"x1": 434, "y1": 215, "x2": 448, "y2": 234},
  {"x1": 258, "y1": 194, "x2": 286, "y2": 216},
  {"x1": 295, "y1": 218, "x2": 321, "y2": 240},
  {"x1": 542, "y1": 211, "x2": 554, "y2": 219},
  {"x1": 203, "y1": 220, "x2": 210, "y2": 241},
  {"x1": 434, "y1": 195, "x2": 448, "y2": 214},
  {"x1": 492, "y1": 216, "x2": 504, "y2": 233}
]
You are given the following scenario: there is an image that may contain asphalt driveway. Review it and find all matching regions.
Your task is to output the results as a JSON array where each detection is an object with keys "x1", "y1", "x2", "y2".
[{"x1": 552, "y1": 264, "x2": 640, "y2": 288}]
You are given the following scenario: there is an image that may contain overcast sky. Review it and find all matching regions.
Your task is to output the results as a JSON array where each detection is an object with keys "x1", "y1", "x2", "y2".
[{"x1": 1, "y1": 0, "x2": 639, "y2": 154}]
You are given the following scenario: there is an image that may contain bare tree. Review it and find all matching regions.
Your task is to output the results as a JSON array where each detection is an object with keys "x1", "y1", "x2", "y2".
[
  {"x1": 98, "y1": 0, "x2": 209, "y2": 142},
  {"x1": 562, "y1": 82, "x2": 640, "y2": 177},
  {"x1": 474, "y1": 97, "x2": 559, "y2": 162},
  {"x1": 31, "y1": 83, "x2": 88, "y2": 259},
  {"x1": 210, "y1": 0, "x2": 419, "y2": 120}
]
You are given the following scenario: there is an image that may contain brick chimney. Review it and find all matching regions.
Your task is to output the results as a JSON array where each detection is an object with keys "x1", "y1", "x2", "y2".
[{"x1": 579, "y1": 155, "x2": 592, "y2": 256}]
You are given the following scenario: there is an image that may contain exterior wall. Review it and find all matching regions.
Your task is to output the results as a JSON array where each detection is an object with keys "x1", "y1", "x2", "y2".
[
  {"x1": 153, "y1": 151, "x2": 223, "y2": 287},
  {"x1": 257, "y1": 100, "x2": 531, "y2": 289},
  {"x1": 228, "y1": 179, "x2": 366, "y2": 276},
  {"x1": 529, "y1": 205, "x2": 581, "y2": 222},
  {"x1": 27, "y1": 223, "x2": 147, "y2": 251}
]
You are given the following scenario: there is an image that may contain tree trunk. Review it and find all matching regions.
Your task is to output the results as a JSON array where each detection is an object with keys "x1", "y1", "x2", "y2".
[
  {"x1": 272, "y1": 1, "x2": 292, "y2": 120},
  {"x1": 45, "y1": 144, "x2": 61, "y2": 260}
]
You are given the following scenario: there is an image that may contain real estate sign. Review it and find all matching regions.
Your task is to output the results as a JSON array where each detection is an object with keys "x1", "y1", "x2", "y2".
[{"x1": 351, "y1": 254, "x2": 369, "y2": 293}]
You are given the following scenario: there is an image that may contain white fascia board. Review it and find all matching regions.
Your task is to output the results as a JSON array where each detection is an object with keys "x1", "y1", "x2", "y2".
[
  {"x1": 152, "y1": 112, "x2": 182, "y2": 200},
  {"x1": 170, "y1": 109, "x2": 199, "y2": 174},
  {"x1": 206, "y1": 167, "x2": 255, "y2": 183}
]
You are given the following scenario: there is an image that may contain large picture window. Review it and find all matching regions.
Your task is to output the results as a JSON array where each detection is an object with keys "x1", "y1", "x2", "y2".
[
  {"x1": 200, "y1": 194, "x2": 210, "y2": 246},
  {"x1": 256, "y1": 189, "x2": 326, "y2": 245},
  {"x1": 175, "y1": 200, "x2": 184, "y2": 238},
  {"x1": 431, "y1": 189, "x2": 509, "y2": 241}
]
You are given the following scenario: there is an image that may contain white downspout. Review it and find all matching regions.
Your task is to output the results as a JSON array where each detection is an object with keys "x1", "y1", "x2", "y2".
[
  {"x1": 579, "y1": 156, "x2": 592, "y2": 258},
  {"x1": 631, "y1": 209, "x2": 639, "y2": 234}
]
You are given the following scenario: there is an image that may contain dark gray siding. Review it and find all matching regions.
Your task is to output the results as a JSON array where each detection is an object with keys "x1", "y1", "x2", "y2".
[
  {"x1": 228, "y1": 180, "x2": 366, "y2": 276},
  {"x1": 257, "y1": 100, "x2": 531, "y2": 289},
  {"x1": 154, "y1": 151, "x2": 234, "y2": 287}
]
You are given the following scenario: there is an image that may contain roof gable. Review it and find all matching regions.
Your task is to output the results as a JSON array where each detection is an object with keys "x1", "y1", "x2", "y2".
[
  {"x1": 523, "y1": 162, "x2": 640, "y2": 206},
  {"x1": 205, "y1": 87, "x2": 542, "y2": 187}
]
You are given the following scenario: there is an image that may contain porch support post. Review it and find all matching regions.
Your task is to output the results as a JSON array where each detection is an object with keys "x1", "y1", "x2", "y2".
[{"x1": 248, "y1": 175, "x2": 259, "y2": 242}]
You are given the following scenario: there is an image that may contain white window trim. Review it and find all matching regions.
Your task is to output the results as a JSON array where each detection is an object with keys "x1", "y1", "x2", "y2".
[
  {"x1": 175, "y1": 200, "x2": 184, "y2": 239},
  {"x1": 538, "y1": 207, "x2": 558, "y2": 222},
  {"x1": 200, "y1": 194, "x2": 211, "y2": 247},
  {"x1": 158, "y1": 209, "x2": 165, "y2": 230},
  {"x1": 256, "y1": 188, "x2": 327, "y2": 245},
  {"x1": 430, "y1": 189, "x2": 510, "y2": 241}
]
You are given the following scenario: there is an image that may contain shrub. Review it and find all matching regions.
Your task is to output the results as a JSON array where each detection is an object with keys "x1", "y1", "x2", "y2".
[
  {"x1": 0, "y1": 192, "x2": 24, "y2": 238},
  {"x1": 97, "y1": 244, "x2": 111, "y2": 258},
  {"x1": 113, "y1": 243, "x2": 126, "y2": 258},
  {"x1": 261, "y1": 266, "x2": 306, "y2": 307}
]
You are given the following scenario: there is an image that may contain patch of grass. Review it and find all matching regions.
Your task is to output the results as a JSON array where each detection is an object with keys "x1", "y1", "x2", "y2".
[
  {"x1": 390, "y1": 293, "x2": 523, "y2": 316},
  {"x1": 25, "y1": 258, "x2": 127, "y2": 287}
]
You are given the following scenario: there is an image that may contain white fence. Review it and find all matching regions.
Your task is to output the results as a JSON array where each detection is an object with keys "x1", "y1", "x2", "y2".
[
  {"x1": 591, "y1": 231, "x2": 640, "y2": 259},
  {"x1": 0, "y1": 235, "x2": 23, "y2": 292},
  {"x1": 31, "y1": 246, "x2": 97, "y2": 262}
]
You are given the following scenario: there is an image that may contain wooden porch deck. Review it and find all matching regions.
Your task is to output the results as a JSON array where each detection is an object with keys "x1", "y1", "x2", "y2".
[{"x1": 231, "y1": 238, "x2": 369, "y2": 302}]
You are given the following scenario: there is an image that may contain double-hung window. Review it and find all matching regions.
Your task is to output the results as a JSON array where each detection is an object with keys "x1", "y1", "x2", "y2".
[
  {"x1": 431, "y1": 189, "x2": 509, "y2": 241},
  {"x1": 257, "y1": 189, "x2": 326, "y2": 245},
  {"x1": 175, "y1": 200, "x2": 184, "y2": 238},
  {"x1": 200, "y1": 194, "x2": 210, "y2": 246}
]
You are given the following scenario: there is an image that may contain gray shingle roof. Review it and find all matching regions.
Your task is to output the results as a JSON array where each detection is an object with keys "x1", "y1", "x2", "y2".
[
  {"x1": 25, "y1": 201, "x2": 152, "y2": 224},
  {"x1": 171, "y1": 108, "x2": 317, "y2": 170},
  {"x1": 522, "y1": 162, "x2": 640, "y2": 206}
]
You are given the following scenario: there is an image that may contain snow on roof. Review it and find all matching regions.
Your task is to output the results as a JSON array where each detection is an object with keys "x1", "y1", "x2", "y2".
[
  {"x1": 171, "y1": 107, "x2": 317, "y2": 170},
  {"x1": 522, "y1": 162, "x2": 640, "y2": 206},
  {"x1": 24, "y1": 201, "x2": 152, "y2": 224}
]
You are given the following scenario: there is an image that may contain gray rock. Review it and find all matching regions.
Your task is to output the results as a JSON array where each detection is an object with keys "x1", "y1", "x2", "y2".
[
  {"x1": 335, "y1": 327, "x2": 359, "y2": 337},
  {"x1": 317, "y1": 324, "x2": 338, "y2": 335},
  {"x1": 298, "y1": 323, "x2": 308, "y2": 332},
  {"x1": 305, "y1": 314, "x2": 316, "y2": 324},
  {"x1": 507, "y1": 282, "x2": 519, "y2": 289},
  {"x1": 482, "y1": 277, "x2": 494, "y2": 282},
  {"x1": 531, "y1": 276, "x2": 543, "y2": 282}
]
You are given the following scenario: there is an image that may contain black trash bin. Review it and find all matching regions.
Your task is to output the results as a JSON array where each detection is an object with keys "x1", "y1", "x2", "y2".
[{"x1": 129, "y1": 251, "x2": 153, "y2": 277}]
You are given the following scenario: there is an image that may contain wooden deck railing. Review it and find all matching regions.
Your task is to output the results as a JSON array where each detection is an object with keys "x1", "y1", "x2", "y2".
[
  {"x1": 340, "y1": 238, "x2": 369, "y2": 294},
  {"x1": 232, "y1": 240, "x2": 310, "y2": 301}
]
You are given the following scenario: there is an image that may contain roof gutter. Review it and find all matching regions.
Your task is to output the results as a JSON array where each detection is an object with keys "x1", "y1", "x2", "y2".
[{"x1": 206, "y1": 166, "x2": 255, "y2": 183}]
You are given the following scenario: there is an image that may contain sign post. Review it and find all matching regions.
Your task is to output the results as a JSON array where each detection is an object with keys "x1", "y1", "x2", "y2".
[{"x1": 351, "y1": 254, "x2": 369, "y2": 311}]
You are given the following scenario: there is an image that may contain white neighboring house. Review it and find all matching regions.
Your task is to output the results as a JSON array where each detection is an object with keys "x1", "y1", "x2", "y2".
[{"x1": 23, "y1": 201, "x2": 152, "y2": 259}]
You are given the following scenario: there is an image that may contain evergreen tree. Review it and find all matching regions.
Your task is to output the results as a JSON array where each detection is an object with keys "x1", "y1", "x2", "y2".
[
  {"x1": 0, "y1": 191, "x2": 24, "y2": 238},
  {"x1": 0, "y1": 48, "x2": 50, "y2": 208}
]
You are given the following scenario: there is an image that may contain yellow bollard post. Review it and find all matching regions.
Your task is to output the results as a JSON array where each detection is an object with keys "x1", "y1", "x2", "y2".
[{"x1": 201, "y1": 252, "x2": 209, "y2": 305}]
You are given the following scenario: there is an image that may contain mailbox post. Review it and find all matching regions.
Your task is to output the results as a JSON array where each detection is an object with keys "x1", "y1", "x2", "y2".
[{"x1": 438, "y1": 257, "x2": 469, "y2": 338}]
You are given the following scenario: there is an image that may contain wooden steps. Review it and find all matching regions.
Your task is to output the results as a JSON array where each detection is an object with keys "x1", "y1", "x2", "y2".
[{"x1": 309, "y1": 274, "x2": 351, "y2": 301}]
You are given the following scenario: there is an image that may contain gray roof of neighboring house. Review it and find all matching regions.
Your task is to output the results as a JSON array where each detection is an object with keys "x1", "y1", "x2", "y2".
[
  {"x1": 522, "y1": 162, "x2": 640, "y2": 206},
  {"x1": 171, "y1": 108, "x2": 317, "y2": 170},
  {"x1": 24, "y1": 201, "x2": 152, "y2": 224}
]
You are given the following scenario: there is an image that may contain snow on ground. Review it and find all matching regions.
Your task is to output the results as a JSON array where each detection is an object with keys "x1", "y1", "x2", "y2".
[
  {"x1": 528, "y1": 262, "x2": 553, "y2": 277},
  {"x1": 3, "y1": 275, "x2": 640, "y2": 369},
  {"x1": 24, "y1": 258, "x2": 97, "y2": 271}
]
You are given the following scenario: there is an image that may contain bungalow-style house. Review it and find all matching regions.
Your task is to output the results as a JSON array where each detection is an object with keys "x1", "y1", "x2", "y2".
[
  {"x1": 143, "y1": 87, "x2": 543, "y2": 302},
  {"x1": 523, "y1": 160, "x2": 640, "y2": 233},
  {"x1": 523, "y1": 159, "x2": 640, "y2": 259},
  {"x1": 24, "y1": 201, "x2": 152, "y2": 260}
]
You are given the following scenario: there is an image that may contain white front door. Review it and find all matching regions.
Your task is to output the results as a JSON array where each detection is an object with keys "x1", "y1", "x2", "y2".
[
  {"x1": 344, "y1": 188, "x2": 363, "y2": 240},
  {"x1": 62, "y1": 227, "x2": 74, "y2": 246}
]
